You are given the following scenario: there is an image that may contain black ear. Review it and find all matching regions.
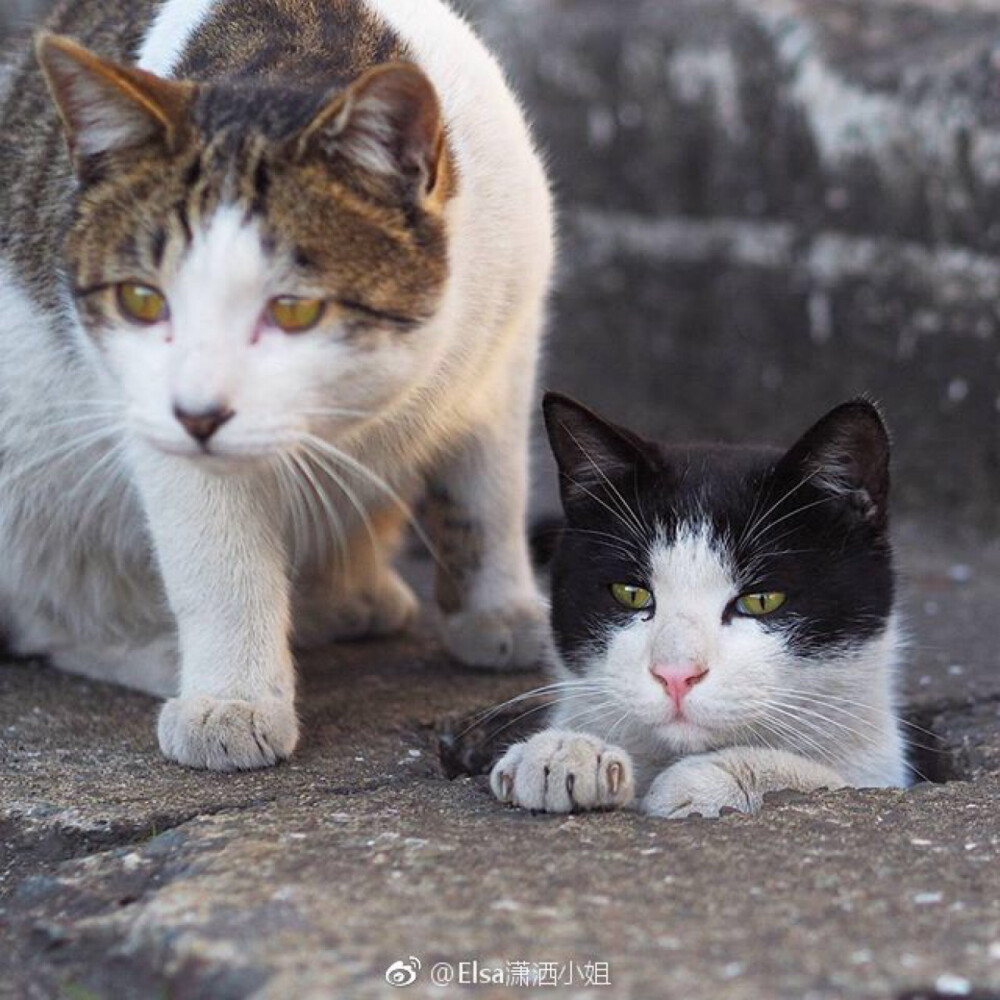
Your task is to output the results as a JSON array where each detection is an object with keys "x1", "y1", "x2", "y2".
[
  {"x1": 36, "y1": 33, "x2": 191, "y2": 169},
  {"x1": 543, "y1": 392, "x2": 656, "y2": 518},
  {"x1": 779, "y1": 399, "x2": 891, "y2": 529},
  {"x1": 297, "y1": 62, "x2": 448, "y2": 207}
]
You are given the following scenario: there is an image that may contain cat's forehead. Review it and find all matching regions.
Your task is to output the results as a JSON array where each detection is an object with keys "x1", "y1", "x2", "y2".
[
  {"x1": 645, "y1": 443, "x2": 784, "y2": 528},
  {"x1": 190, "y1": 84, "x2": 328, "y2": 143},
  {"x1": 649, "y1": 523, "x2": 734, "y2": 597}
]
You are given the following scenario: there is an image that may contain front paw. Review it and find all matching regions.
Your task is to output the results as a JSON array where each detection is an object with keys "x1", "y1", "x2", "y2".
[
  {"x1": 643, "y1": 755, "x2": 756, "y2": 819},
  {"x1": 490, "y1": 730, "x2": 635, "y2": 813},
  {"x1": 441, "y1": 599, "x2": 552, "y2": 670},
  {"x1": 158, "y1": 696, "x2": 299, "y2": 771}
]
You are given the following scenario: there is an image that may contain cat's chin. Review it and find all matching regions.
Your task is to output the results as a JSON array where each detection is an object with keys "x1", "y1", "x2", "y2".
[{"x1": 652, "y1": 718, "x2": 719, "y2": 755}]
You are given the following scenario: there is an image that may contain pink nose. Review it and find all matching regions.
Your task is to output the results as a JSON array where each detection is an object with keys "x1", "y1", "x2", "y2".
[{"x1": 650, "y1": 662, "x2": 709, "y2": 707}]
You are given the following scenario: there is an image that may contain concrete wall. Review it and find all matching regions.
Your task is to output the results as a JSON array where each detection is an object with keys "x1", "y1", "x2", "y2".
[
  {"x1": 467, "y1": 0, "x2": 1000, "y2": 527},
  {"x1": 3, "y1": 0, "x2": 998, "y2": 524}
]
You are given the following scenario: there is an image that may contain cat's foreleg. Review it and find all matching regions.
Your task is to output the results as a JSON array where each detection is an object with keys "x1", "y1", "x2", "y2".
[
  {"x1": 427, "y1": 339, "x2": 550, "y2": 670},
  {"x1": 133, "y1": 450, "x2": 298, "y2": 771},
  {"x1": 642, "y1": 747, "x2": 846, "y2": 819}
]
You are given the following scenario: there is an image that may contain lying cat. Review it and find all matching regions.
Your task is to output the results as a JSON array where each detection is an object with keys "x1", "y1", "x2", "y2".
[
  {"x1": 0, "y1": 0, "x2": 553, "y2": 769},
  {"x1": 492, "y1": 394, "x2": 907, "y2": 818}
]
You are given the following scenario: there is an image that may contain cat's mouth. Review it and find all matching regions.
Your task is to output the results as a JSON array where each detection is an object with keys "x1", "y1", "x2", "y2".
[
  {"x1": 139, "y1": 432, "x2": 286, "y2": 469},
  {"x1": 134, "y1": 419, "x2": 300, "y2": 464}
]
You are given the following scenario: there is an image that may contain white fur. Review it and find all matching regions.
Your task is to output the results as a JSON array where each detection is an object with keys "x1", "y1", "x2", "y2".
[
  {"x1": 493, "y1": 525, "x2": 907, "y2": 818},
  {"x1": 0, "y1": 0, "x2": 554, "y2": 768},
  {"x1": 137, "y1": 0, "x2": 219, "y2": 76}
]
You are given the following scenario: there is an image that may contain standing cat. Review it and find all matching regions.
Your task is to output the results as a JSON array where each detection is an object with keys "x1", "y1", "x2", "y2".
[
  {"x1": 0, "y1": 0, "x2": 554, "y2": 770},
  {"x1": 492, "y1": 394, "x2": 907, "y2": 818}
]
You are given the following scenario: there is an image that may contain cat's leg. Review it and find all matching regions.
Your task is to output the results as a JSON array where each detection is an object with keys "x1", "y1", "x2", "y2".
[
  {"x1": 490, "y1": 729, "x2": 636, "y2": 812},
  {"x1": 132, "y1": 450, "x2": 298, "y2": 771},
  {"x1": 427, "y1": 327, "x2": 550, "y2": 670},
  {"x1": 293, "y1": 506, "x2": 418, "y2": 648},
  {"x1": 642, "y1": 747, "x2": 847, "y2": 819}
]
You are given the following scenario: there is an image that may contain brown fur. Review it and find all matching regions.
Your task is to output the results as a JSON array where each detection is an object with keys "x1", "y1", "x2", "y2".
[
  {"x1": 1, "y1": 0, "x2": 455, "y2": 338},
  {"x1": 424, "y1": 485, "x2": 486, "y2": 616}
]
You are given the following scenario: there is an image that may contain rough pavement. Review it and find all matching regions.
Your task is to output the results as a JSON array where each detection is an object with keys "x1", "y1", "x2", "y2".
[{"x1": 1, "y1": 522, "x2": 998, "y2": 1000}]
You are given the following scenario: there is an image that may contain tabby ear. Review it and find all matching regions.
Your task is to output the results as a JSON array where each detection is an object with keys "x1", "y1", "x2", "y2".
[
  {"x1": 36, "y1": 33, "x2": 191, "y2": 166},
  {"x1": 543, "y1": 392, "x2": 656, "y2": 518},
  {"x1": 297, "y1": 62, "x2": 448, "y2": 206},
  {"x1": 779, "y1": 399, "x2": 891, "y2": 529}
]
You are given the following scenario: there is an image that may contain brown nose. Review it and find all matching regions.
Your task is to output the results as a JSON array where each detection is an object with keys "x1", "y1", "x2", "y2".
[{"x1": 174, "y1": 404, "x2": 235, "y2": 444}]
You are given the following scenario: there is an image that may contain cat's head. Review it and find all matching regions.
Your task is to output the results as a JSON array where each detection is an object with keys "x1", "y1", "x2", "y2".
[
  {"x1": 37, "y1": 34, "x2": 454, "y2": 461},
  {"x1": 544, "y1": 393, "x2": 896, "y2": 756}
]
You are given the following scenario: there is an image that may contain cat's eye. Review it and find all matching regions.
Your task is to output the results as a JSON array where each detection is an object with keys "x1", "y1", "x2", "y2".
[
  {"x1": 267, "y1": 296, "x2": 326, "y2": 333},
  {"x1": 610, "y1": 583, "x2": 654, "y2": 611},
  {"x1": 735, "y1": 592, "x2": 787, "y2": 616},
  {"x1": 116, "y1": 282, "x2": 169, "y2": 325}
]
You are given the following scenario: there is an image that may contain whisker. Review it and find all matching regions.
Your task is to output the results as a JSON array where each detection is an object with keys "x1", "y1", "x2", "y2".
[
  {"x1": 301, "y1": 439, "x2": 380, "y2": 559},
  {"x1": 301, "y1": 433, "x2": 446, "y2": 571},
  {"x1": 456, "y1": 680, "x2": 614, "y2": 737}
]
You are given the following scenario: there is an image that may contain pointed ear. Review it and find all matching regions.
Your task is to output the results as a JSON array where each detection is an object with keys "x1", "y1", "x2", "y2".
[
  {"x1": 543, "y1": 392, "x2": 656, "y2": 517},
  {"x1": 779, "y1": 399, "x2": 892, "y2": 529},
  {"x1": 296, "y1": 62, "x2": 449, "y2": 206},
  {"x1": 36, "y1": 33, "x2": 191, "y2": 167}
]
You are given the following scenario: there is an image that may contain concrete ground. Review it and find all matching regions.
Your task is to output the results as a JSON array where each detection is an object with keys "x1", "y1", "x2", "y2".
[{"x1": 1, "y1": 520, "x2": 998, "y2": 1000}]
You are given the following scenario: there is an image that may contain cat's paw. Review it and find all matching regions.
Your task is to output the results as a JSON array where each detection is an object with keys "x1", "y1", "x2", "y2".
[
  {"x1": 490, "y1": 730, "x2": 635, "y2": 812},
  {"x1": 295, "y1": 570, "x2": 419, "y2": 648},
  {"x1": 441, "y1": 599, "x2": 552, "y2": 671},
  {"x1": 158, "y1": 696, "x2": 299, "y2": 771},
  {"x1": 642, "y1": 754, "x2": 755, "y2": 819}
]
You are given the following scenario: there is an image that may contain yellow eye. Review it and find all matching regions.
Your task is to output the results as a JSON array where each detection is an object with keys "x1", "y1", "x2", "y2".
[
  {"x1": 610, "y1": 583, "x2": 654, "y2": 611},
  {"x1": 735, "y1": 592, "x2": 787, "y2": 616},
  {"x1": 268, "y1": 296, "x2": 326, "y2": 333},
  {"x1": 117, "y1": 282, "x2": 169, "y2": 325}
]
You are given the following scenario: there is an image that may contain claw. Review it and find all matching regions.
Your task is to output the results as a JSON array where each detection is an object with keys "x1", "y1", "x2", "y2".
[
  {"x1": 607, "y1": 761, "x2": 623, "y2": 796},
  {"x1": 499, "y1": 773, "x2": 514, "y2": 802}
]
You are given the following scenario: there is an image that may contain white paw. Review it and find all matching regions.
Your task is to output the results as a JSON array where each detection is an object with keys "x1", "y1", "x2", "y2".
[
  {"x1": 642, "y1": 755, "x2": 756, "y2": 819},
  {"x1": 295, "y1": 570, "x2": 419, "y2": 648},
  {"x1": 490, "y1": 730, "x2": 635, "y2": 812},
  {"x1": 441, "y1": 599, "x2": 552, "y2": 670},
  {"x1": 158, "y1": 696, "x2": 299, "y2": 771}
]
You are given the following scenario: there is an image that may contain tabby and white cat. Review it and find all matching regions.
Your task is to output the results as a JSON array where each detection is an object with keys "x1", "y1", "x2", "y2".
[
  {"x1": 0, "y1": 0, "x2": 554, "y2": 769},
  {"x1": 492, "y1": 394, "x2": 907, "y2": 818}
]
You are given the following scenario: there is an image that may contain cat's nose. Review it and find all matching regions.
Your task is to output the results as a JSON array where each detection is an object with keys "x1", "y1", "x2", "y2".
[
  {"x1": 174, "y1": 404, "x2": 235, "y2": 444},
  {"x1": 650, "y1": 661, "x2": 709, "y2": 708}
]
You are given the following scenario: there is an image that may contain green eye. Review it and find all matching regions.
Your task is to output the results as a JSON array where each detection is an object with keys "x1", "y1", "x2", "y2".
[
  {"x1": 610, "y1": 583, "x2": 654, "y2": 611},
  {"x1": 735, "y1": 592, "x2": 787, "y2": 616},
  {"x1": 117, "y1": 282, "x2": 169, "y2": 325}
]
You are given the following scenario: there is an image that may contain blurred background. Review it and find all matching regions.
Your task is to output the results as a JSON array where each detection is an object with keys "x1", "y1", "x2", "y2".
[{"x1": 4, "y1": 0, "x2": 998, "y2": 529}]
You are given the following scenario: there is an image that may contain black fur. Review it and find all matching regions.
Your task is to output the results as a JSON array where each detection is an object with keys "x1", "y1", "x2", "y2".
[{"x1": 543, "y1": 393, "x2": 895, "y2": 673}]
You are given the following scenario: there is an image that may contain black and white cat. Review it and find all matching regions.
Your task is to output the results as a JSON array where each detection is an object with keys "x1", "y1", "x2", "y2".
[{"x1": 491, "y1": 394, "x2": 907, "y2": 818}]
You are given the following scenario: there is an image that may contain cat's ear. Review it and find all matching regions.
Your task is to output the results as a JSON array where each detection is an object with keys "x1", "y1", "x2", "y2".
[
  {"x1": 543, "y1": 392, "x2": 656, "y2": 517},
  {"x1": 779, "y1": 399, "x2": 891, "y2": 528},
  {"x1": 36, "y1": 34, "x2": 191, "y2": 168},
  {"x1": 296, "y1": 62, "x2": 449, "y2": 207}
]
